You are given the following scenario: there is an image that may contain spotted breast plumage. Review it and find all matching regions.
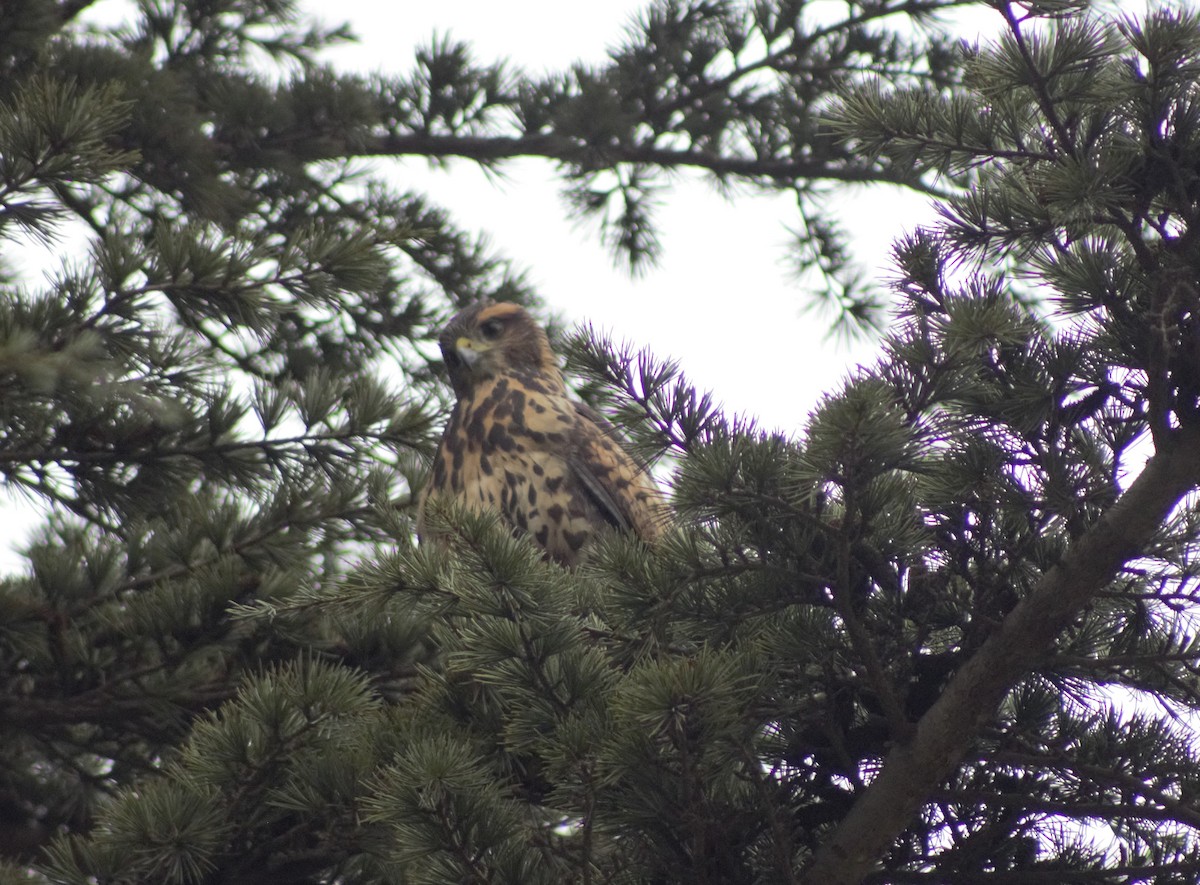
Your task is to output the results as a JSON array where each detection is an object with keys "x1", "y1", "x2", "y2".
[{"x1": 417, "y1": 301, "x2": 667, "y2": 567}]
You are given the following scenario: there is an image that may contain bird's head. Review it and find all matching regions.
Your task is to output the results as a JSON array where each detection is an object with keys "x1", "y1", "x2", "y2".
[{"x1": 438, "y1": 302, "x2": 563, "y2": 397}]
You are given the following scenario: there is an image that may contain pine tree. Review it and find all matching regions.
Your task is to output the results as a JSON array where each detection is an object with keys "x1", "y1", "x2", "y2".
[{"x1": 6, "y1": 1, "x2": 1200, "y2": 885}]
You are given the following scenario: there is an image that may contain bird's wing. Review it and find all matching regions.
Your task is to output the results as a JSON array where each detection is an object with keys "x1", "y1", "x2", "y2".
[{"x1": 567, "y1": 401, "x2": 664, "y2": 541}]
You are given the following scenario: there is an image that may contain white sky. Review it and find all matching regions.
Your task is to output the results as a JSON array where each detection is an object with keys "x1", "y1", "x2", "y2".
[
  {"x1": 0, "y1": 0, "x2": 1000, "y2": 571},
  {"x1": 312, "y1": 0, "x2": 989, "y2": 430}
]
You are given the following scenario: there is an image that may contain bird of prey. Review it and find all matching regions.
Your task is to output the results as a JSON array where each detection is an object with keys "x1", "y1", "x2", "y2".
[{"x1": 417, "y1": 301, "x2": 666, "y2": 567}]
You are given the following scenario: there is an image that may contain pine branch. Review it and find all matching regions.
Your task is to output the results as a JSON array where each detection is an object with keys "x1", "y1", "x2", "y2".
[
  {"x1": 364, "y1": 132, "x2": 941, "y2": 192},
  {"x1": 989, "y1": 748, "x2": 1200, "y2": 830},
  {"x1": 803, "y1": 426, "x2": 1200, "y2": 884},
  {"x1": 932, "y1": 788, "x2": 1198, "y2": 826},
  {"x1": 862, "y1": 861, "x2": 1200, "y2": 884},
  {"x1": 0, "y1": 425, "x2": 402, "y2": 467}
]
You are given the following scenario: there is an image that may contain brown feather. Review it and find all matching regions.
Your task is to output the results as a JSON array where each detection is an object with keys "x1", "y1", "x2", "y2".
[{"x1": 418, "y1": 302, "x2": 667, "y2": 566}]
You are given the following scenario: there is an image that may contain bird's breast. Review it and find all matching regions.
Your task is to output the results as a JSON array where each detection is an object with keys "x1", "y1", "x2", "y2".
[{"x1": 431, "y1": 379, "x2": 599, "y2": 564}]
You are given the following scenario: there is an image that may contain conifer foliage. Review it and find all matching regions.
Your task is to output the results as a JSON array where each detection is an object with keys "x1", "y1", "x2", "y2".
[{"x1": 3, "y1": 1, "x2": 1200, "y2": 884}]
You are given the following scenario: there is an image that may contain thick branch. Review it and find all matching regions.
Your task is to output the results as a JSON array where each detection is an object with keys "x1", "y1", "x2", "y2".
[
  {"x1": 358, "y1": 133, "x2": 937, "y2": 192},
  {"x1": 803, "y1": 428, "x2": 1200, "y2": 885}
]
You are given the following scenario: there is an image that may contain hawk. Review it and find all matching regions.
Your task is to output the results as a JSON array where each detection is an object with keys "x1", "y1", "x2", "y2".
[{"x1": 417, "y1": 301, "x2": 667, "y2": 567}]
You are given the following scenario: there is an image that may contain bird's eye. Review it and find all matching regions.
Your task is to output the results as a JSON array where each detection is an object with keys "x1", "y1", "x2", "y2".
[{"x1": 479, "y1": 319, "x2": 504, "y2": 340}]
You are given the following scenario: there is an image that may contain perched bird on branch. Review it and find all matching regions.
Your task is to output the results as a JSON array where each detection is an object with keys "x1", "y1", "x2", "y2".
[{"x1": 418, "y1": 301, "x2": 666, "y2": 567}]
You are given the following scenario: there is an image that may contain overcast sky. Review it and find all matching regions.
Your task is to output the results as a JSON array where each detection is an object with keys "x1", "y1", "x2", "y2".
[
  {"x1": 311, "y1": 0, "x2": 988, "y2": 429},
  {"x1": 0, "y1": 1, "x2": 1000, "y2": 571}
]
